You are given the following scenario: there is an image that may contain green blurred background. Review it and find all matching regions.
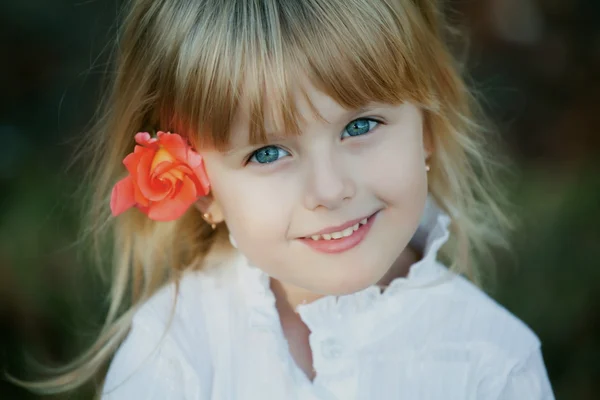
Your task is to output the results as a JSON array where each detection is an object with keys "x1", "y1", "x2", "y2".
[{"x1": 1, "y1": 0, "x2": 599, "y2": 399}]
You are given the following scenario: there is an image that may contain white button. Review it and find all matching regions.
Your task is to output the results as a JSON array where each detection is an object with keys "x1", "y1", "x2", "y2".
[{"x1": 321, "y1": 337, "x2": 343, "y2": 359}]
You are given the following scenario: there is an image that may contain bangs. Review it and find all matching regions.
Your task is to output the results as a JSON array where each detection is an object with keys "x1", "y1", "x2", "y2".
[{"x1": 151, "y1": 0, "x2": 439, "y2": 150}]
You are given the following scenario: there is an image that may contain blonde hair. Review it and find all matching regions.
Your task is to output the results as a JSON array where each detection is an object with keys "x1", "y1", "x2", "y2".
[{"x1": 13, "y1": 0, "x2": 513, "y2": 395}]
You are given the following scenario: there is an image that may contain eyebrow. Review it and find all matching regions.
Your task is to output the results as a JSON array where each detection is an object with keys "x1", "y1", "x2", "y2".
[{"x1": 346, "y1": 104, "x2": 378, "y2": 119}]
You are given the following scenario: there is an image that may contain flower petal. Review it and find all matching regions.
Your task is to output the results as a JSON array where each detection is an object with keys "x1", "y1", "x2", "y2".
[
  {"x1": 150, "y1": 148, "x2": 176, "y2": 170},
  {"x1": 153, "y1": 159, "x2": 186, "y2": 183},
  {"x1": 135, "y1": 132, "x2": 159, "y2": 148},
  {"x1": 152, "y1": 161, "x2": 182, "y2": 198},
  {"x1": 134, "y1": 186, "x2": 150, "y2": 207},
  {"x1": 110, "y1": 176, "x2": 136, "y2": 216},
  {"x1": 147, "y1": 176, "x2": 198, "y2": 221},
  {"x1": 157, "y1": 132, "x2": 189, "y2": 162},
  {"x1": 187, "y1": 149, "x2": 211, "y2": 195},
  {"x1": 123, "y1": 149, "x2": 145, "y2": 178},
  {"x1": 136, "y1": 203, "x2": 150, "y2": 215},
  {"x1": 172, "y1": 162, "x2": 209, "y2": 198},
  {"x1": 137, "y1": 152, "x2": 173, "y2": 202}
]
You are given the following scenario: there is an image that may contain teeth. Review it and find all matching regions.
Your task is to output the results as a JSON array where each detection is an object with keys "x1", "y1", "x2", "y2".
[
  {"x1": 308, "y1": 217, "x2": 368, "y2": 241},
  {"x1": 341, "y1": 227, "x2": 354, "y2": 237}
]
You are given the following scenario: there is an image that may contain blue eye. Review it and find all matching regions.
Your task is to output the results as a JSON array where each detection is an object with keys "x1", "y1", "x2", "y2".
[
  {"x1": 341, "y1": 118, "x2": 379, "y2": 138},
  {"x1": 248, "y1": 146, "x2": 290, "y2": 164}
]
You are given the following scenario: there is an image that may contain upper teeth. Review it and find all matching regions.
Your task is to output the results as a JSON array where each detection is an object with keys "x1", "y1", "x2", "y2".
[{"x1": 309, "y1": 218, "x2": 368, "y2": 241}]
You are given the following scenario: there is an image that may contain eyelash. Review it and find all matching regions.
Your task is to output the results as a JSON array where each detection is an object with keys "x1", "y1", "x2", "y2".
[{"x1": 246, "y1": 117, "x2": 383, "y2": 165}]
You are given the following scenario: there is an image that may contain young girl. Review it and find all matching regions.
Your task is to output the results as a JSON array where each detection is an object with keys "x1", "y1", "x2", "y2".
[{"x1": 22, "y1": 0, "x2": 555, "y2": 398}]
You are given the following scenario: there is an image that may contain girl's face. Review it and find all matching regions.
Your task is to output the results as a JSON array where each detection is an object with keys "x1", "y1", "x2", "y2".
[{"x1": 201, "y1": 81, "x2": 430, "y2": 297}]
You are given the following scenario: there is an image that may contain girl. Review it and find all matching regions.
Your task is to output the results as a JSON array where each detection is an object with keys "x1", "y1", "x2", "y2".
[{"x1": 20, "y1": 0, "x2": 554, "y2": 398}]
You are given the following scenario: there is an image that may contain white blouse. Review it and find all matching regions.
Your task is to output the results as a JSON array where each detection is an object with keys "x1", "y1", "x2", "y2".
[{"x1": 102, "y1": 207, "x2": 555, "y2": 399}]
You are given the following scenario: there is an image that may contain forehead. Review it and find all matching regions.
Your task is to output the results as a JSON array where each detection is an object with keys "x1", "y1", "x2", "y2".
[
  {"x1": 243, "y1": 79, "x2": 338, "y2": 128},
  {"x1": 226, "y1": 76, "x2": 383, "y2": 147}
]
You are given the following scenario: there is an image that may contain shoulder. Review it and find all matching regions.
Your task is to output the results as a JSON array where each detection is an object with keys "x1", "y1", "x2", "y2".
[
  {"x1": 126, "y1": 250, "x2": 241, "y2": 355},
  {"x1": 409, "y1": 262, "x2": 554, "y2": 398},
  {"x1": 417, "y1": 262, "x2": 541, "y2": 357},
  {"x1": 101, "y1": 278, "x2": 207, "y2": 398},
  {"x1": 102, "y1": 252, "x2": 241, "y2": 399}
]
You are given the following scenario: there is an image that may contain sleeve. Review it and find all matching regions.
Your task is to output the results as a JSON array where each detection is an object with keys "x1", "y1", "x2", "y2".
[
  {"x1": 494, "y1": 347, "x2": 555, "y2": 400},
  {"x1": 100, "y1": 309, "x2": 204, "y2": 400}
]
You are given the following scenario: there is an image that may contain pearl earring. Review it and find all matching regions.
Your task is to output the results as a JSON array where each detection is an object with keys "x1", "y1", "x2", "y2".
[
  {"x1": 203, "y1": 213, "x2": 217, "y2": 230},
  {"x1": 425, "y1": 164, "x2": 430, "y2": 172}
]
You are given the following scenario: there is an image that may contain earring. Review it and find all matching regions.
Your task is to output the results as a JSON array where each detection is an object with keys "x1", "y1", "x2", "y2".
[
  {"x1": 203, "y1": 213, "x2": 217, "y2": 230},
  {"x1": 425, "y1": 164, "x2": 430, "y2": 172}
]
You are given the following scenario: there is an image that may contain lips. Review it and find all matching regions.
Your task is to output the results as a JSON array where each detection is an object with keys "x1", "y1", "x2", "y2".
[
  {"x1": 302, "y1": 212, "x2": 377, "y2": 238},
  {"x1": 297, "y1": 211, "x2": 379, "y2": 254}
]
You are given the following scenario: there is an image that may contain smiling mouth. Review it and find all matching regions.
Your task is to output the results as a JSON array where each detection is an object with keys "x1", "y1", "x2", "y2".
[
  {"x1": 305, "y1": 217, "x2": 370, "y2": 241},
  {"x1": 297, "y1": 211, "x2": 379, "y2": 254}
]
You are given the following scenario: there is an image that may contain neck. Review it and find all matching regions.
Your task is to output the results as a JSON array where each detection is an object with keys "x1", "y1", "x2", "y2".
[{"x1": 271, "y1": 245, "x2": 421, "y2": 312}]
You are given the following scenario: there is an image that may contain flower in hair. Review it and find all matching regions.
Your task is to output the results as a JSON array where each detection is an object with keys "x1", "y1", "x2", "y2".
[{"x1": 110, "y1": 131, "x2": 210, "y2": 221}]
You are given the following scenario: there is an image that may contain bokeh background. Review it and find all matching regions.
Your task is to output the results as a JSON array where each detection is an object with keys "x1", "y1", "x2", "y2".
[{"x1": 1, "y1": 0, "x2": 598, "y2": 399}]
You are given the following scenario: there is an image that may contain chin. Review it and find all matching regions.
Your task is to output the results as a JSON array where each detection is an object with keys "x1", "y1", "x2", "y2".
[{"x1": 313, "y1": 266, "x2": 385, "y2": 296}]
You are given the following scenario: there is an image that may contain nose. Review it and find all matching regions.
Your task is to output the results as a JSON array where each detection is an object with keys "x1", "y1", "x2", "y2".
[{"x1": 303, "y1": 150, "x2": 356, "y2": 211}]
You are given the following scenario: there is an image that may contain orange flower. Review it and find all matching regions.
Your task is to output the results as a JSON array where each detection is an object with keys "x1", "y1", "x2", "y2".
[{"x1": 110, "y1": 131, "x2": 210, "y2": 221}]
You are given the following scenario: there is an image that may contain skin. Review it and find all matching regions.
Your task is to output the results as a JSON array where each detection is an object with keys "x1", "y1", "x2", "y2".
[{"x1": 196, "y1": 79, "x2": 432, "y2": 378}]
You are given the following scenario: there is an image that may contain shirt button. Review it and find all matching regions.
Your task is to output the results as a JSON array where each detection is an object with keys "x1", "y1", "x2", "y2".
[{"x1": 321, "y1": 338, "x2": 343, "y2": 359}]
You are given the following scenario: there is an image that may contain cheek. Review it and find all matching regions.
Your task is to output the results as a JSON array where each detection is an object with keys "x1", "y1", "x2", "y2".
[
  {"x1": 362, "y1": 131, "x2": 428, "y2": 206},
  {"x1": 210, "y1": 168, "x2": 294, "y2": 248},
  {"x1": 220, "y1": 183, "x2": 296, "y2": 277}
]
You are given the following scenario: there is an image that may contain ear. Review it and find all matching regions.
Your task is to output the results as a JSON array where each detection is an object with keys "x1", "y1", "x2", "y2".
[{"x1": 194, "y1": 194, "x2": 225, "y2": 224}]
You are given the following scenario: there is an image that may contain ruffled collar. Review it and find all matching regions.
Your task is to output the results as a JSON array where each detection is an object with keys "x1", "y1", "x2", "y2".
[{"x1": 234, "y1": 196, "x2": 454, "y2": 337}]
